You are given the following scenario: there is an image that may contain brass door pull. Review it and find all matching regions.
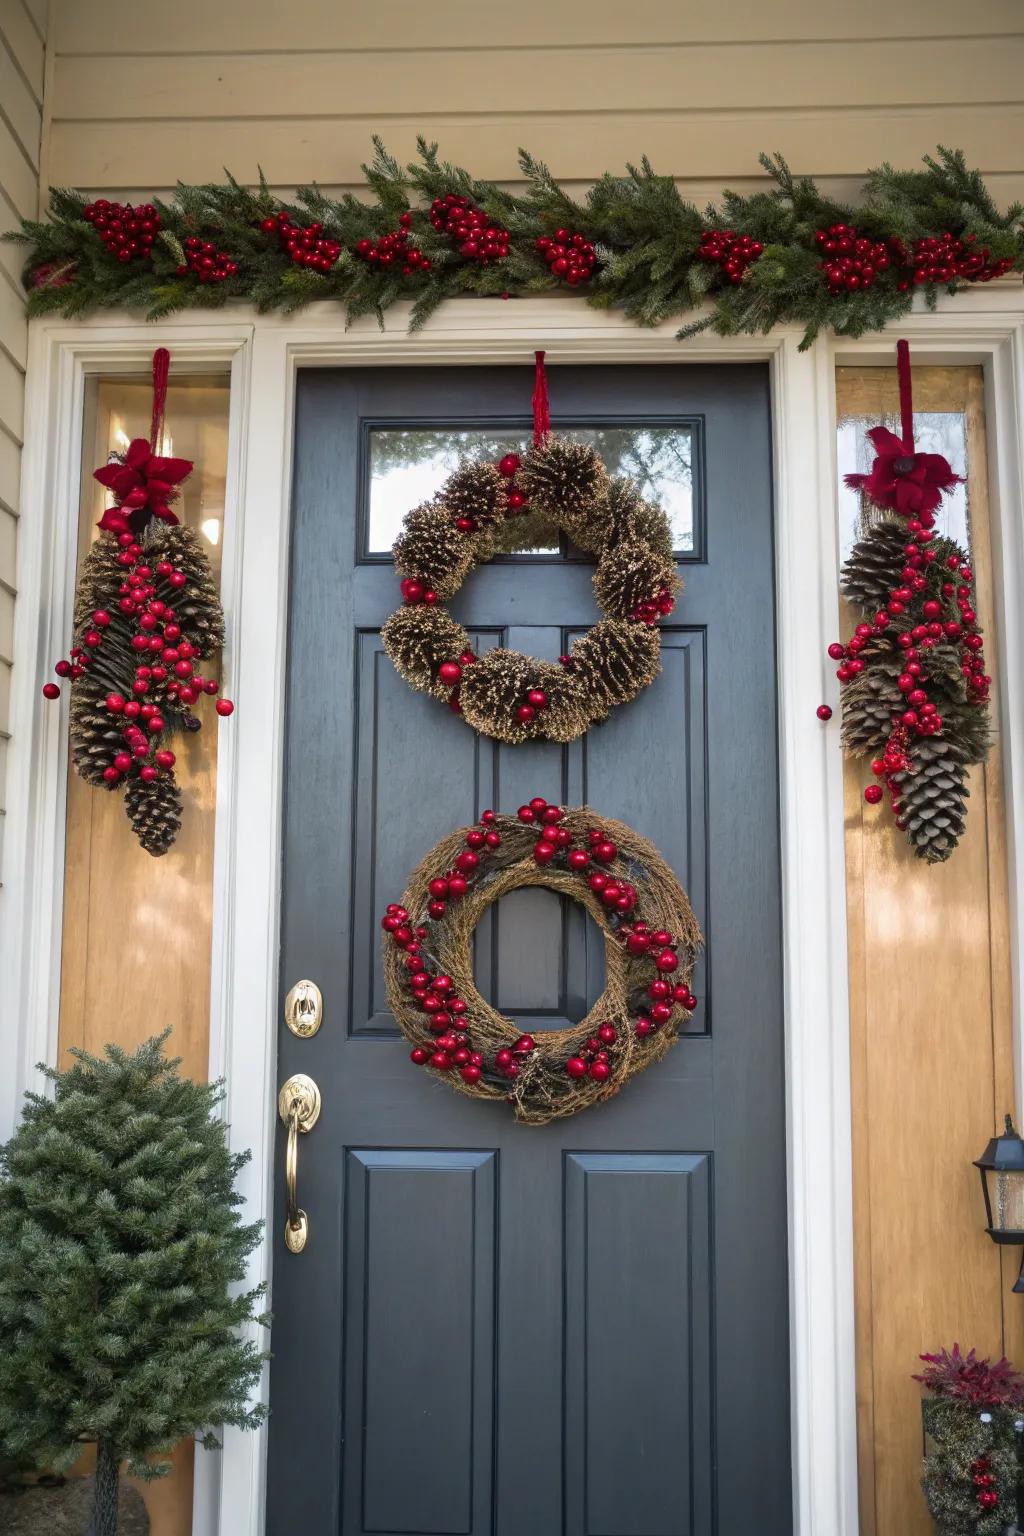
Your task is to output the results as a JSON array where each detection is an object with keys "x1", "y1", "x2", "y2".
[{"x1": 278, "y1": 1074, "x2": 321, "y2": 1254}]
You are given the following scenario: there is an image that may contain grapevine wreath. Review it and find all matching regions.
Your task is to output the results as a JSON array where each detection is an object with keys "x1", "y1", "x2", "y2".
[
  {"x1": 381, "y1": 798, "x2": 702, "y2": 1125},
  {"x1": 380, "y1": 356, "x2": 680, "y2": 744}
]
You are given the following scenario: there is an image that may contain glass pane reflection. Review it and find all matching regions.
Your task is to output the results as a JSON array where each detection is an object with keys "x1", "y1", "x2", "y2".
[{"x1": 366, "y1": 425, "x2": 694, "y2": 555}]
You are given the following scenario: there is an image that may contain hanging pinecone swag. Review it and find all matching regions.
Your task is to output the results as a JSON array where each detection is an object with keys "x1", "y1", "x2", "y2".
[
  {"x1": 825, "y1": 341, "x2": 991, "y2": 863},
  {"x1": 382, "y1": 355, "x2": 679, "y2": 743},
  {"x1": 43, "y1": 350, "x2": 234, "y2": 855}
]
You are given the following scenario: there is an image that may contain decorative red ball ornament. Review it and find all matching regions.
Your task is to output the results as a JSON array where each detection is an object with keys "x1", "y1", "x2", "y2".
[
  {"x1": 42, "y1": 682, "x2": 61, "y2": 700},
  {"x1": 814, "y1": 224, "x2": 890, "y2": 293},
  {"x1": 864, "y1": 783, "x2": 884, "y2": 805},
  {"x1": 83, "y1": 199, "x2": 160, "y2": 262},
  {"x1": 177, "y1": 237, "x2": 238, "y2": 284},
  {"x1": 265, "y1": 208, "x2": 342, "y2": 273},
  {"x1": 697, "y1": 229, "x2": 763, "y2": 284},
  {"x1": 816, "y1": 704, "x2": 833, "y2": 721},
  {"x1": 430, "y1": 193, "x2": 510, "y2": 264},
  {"x1": 536, "y1": 229, "x2": 597, "y2": 285},
  {"x1": 381, "y1": 804, "x2": 701, "y2": 1123}
]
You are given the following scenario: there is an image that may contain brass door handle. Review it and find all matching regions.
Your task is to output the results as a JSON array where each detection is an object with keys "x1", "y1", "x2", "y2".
[
  {"x1": 278, "y1": 1074, "x2": 321, "y2": 1254},
  {"x1": 284, "y1": 979, "x2": 323, "y2": 1038}
]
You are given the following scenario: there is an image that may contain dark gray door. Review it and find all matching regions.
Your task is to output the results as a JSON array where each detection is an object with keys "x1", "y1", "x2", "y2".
[{"x1": 267, "y1": 364, "x2": 789, "y2": 1536}]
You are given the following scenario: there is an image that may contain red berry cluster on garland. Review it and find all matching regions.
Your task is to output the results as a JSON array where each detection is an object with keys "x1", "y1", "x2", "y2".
[
  {"x1": 260, "y1": 210, "x2": 342, "y2": 273},
  {"x1": 697, "y1": 229, "x2": 763, "y2": 284},
  {"x1": 815, "y1": 224, "x2": 890, "y2": 293},
  {"x1": 177, "y1": 237, "x2": 238, "y2": 284},
  {"x1": 83, "y1": 200, "x2": 160, "y2": 263},
  {"x1": 430, "y1": 193, "x2": 510, "y2": 263},
  {"x1": 536, "y1": 229, "x2": 597, "y2": 285},
  {"x1": 896, "y1": 232, "x2": 1014, "y2": 289},
  {"x1": 354, "y1": 212, "x2": 431, "y2": 276}
]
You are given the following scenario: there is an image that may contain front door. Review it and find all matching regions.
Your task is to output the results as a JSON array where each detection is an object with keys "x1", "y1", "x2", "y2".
[{"x1": 267, "y1": 363, "x2": 789, "y2": 1535}]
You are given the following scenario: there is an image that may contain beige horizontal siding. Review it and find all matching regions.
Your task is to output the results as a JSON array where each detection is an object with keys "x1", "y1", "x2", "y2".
[
  {"x1": 0, "y1": 0, "x2": 46, "y2": 834},
  {"x1": 49, "y1": 0, "x2": 1024, "y2": 51},
  {"x1": 45, "y1": 0, "x2": 1024, "y2": 207}
]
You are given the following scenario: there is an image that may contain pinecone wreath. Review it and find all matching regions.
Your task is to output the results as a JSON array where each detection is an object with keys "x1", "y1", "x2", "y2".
[{"x1": 42, "y1": 348, "x2": 233, "y2": 856}]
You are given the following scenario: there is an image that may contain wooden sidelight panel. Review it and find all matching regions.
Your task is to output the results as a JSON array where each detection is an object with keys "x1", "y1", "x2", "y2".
[
  {"x1": 57, "y1": 375, "x2": 230, "y2": 1536},
  {"x1": 838, "y1": 366, "x2": 1021, "y2": 1536}
]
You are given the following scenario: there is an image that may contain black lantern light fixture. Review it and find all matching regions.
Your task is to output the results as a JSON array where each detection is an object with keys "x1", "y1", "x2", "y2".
[{"x1": 975, "y1": 1115, "x2": 1024, "y2": 1293}]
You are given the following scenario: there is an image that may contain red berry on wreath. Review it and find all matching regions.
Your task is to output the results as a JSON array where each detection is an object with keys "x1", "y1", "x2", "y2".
[
  {"x1": 42, "y1": 682, "x2": 61, "y2": 700},
  {"x1": 460, "y1": 1064, "x2": 482, "y2": 1084},
  {"x1": 438, "y1": 661, "x2": 463, "y2": 685},
  {"x1": 533, "y1": 841, "x2": 556, "y2": 865},
  {"x1": 455, "y1": 850, "x2": 479, "y2": 873},
  {"x1": 566, "y1": 1057, "x2": 587, "y2": 1079},
  {"x1": 465, "y1": 828, "x2": 485, "y2": 848},
  {"x1": 864, "y1": 784, "x2": 884, "y2": 804},
  {"x1": 498, "y1": 454, "x2": 520, "y2": 477},
  {"x1": 516, "y1": 704, "x2": 536, "y2": 723},
  {"x1": 598, "y1": 1023, "x2": 616, "y2": 1045},
  {"x1": 410, "y1": 1047, "x2": 429, "y2": 1065},
  {"x1": 568, "y1": 849, "x2": 590, "y2": 870},
  {"x1": 447, "y1": 875, "x2": 468, "y2": 898},
  {"x1": 817, "y1": 704, "x2": 833, "y2": 721},
  {"x1": 635, "y1": 1018, "x2": 652, "y2": 1038},
  {"x1": 589, "y1": 1060, "x2": 611, "y2": 1081},
  {"x1": 517, "y1": 804, "x2": 535, "y2": 822}
]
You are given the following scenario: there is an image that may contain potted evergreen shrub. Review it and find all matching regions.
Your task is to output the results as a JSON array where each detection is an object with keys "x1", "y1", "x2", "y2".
[{"x1": 0, "y1": 1035, "x2": 268, "y2": 1536}]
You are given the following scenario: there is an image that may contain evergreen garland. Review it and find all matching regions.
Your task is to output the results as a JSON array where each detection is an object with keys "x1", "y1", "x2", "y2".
[
  {"x1": 8, "y1": 143, "x2": 1023, "y2": 346},
  {"x1": 0, "y1": 1036, "x2": 267, "y2": 1536}
]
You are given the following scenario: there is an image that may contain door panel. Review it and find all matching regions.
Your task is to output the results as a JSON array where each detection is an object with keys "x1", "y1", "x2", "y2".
[{"x1": 268, "y1": 364, "x2": 789, "y2": 1536}]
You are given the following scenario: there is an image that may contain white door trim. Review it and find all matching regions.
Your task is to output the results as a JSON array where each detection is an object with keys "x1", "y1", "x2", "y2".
[{"x1": 5, "y1": 291, "x2": 1024, "y2": 1536}]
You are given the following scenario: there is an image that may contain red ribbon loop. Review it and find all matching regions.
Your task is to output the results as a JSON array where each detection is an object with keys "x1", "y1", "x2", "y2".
[{"x1": 532, "y1": 350, "x2": 551, "y2": 447}]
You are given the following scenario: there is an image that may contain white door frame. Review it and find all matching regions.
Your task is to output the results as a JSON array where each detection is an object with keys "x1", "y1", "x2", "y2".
[{"x1": 4, "y1": 291, "x2": 1024, "y2": 1536}]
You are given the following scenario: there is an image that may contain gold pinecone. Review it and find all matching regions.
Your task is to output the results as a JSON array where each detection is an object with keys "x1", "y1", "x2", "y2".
[
  {"x1": 442, "y1": 462, "x2": 507, "y2": 527},
  {"x1": 592, "y1": 539, "x2": 677, "y2": 619},
  {"x1": 569, "y1": 620, "x2": 662, "y2": 715},
  {"x1": 518, "y1": 438, "x2": 611, "y2": 551},
  {"x1": 380, "y1": 605, "x2": 470, "y2": 699},
  {"x1": 393, "y1": 504, "x2": 474, "y2": 599},
  {"x1": 147, "y1": 524, "x2": 225, "y2": 657}
]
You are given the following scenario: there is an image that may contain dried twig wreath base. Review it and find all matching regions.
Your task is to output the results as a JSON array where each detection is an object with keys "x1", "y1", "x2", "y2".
[
  {"x1": 381, "y1": 799, "x2": 702, "y2": 1124},
  {"x1": 380, "y1": 436, "x2": 680, "y2": 745}
]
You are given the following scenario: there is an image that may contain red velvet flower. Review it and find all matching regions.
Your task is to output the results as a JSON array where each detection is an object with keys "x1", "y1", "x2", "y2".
[
  {"x1": 845, "y1": 426, "x2": 960, "y2": 517},
  {"x1": 95, "y1": 437, "x2": 193, "y2": 534}
]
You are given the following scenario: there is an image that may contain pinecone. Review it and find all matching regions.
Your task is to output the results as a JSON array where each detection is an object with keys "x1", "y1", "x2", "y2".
[
  {"x1": 604, "y1": 478, "x2": 674, "y2": 558},
  {"x1": 380, "y1": 604, "x2": 470, "y2": 698},
  {"x1": 840, "y1": 517, "x2": 908, "y2": 613},
  {"x1": 442, "y1": 462, "x2": 506, "y2": 527},
  {"x1": 393, "y1": 504, "x2": 474, "y2": 599},
  {"x1": 593, "y1": 539, "x2": 676, "y2": 619},
  {"x1": 518, "y1": 438, "x2": 610, "y2": 551},
  {"x1": 69, "y1": 676, "x2": 126, "y2": 787},
  {"x1": 124, "y1": 772, "x2": 183, "y2": 856},
  {"x1": 459, "y1": 649, "x2": 539, "y2": 743},
  {"x1": 147, "y1": 525, "x2": 225, "y2": 657},
  {"x1": 73, "y1": 535, "x2": 123, "y2": 633},
  {"x1": 890, "y1": 736, "x2": 972, "y2": 864},
  {"x1": 570, "y1": 619, "x2": 661, "y2": 715},
  {"x1": 840, "y1": 647, "x2": 903, "y2": 754}
]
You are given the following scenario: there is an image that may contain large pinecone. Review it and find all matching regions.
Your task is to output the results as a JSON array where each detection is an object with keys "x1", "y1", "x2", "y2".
[
  {"x1": 840, "y1": 517, "x2": 909, "y2": 612},
  {"x1": 124, "y1": 773, "x2": 183, "y2": 857},
  {"x1": 890, "y1": 737, "x2": 972, "y2": 864},
  {"x1": 840, "y1": 644, "x2": 902, "y2": 754},
  {"x1": 69, "y1": 676, "x2": 127, "y2": 787},
  {"x1": 147, "y1": 524, "x2": 225, "y2": 656}
]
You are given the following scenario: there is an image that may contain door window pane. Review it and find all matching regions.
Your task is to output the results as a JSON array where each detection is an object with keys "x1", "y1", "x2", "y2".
[{"x1": 365, "y1": 424, "x2": 695, "y2": 556}]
